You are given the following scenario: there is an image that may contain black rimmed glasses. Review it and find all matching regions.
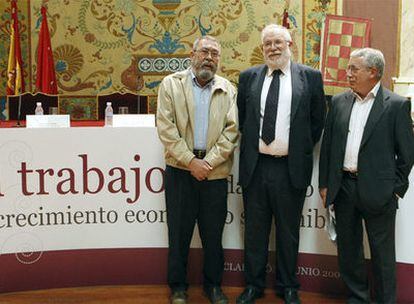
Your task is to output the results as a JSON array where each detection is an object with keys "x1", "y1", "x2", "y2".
[{"x1": 195, "y1": 48, "x2": 220, "y2": 59}]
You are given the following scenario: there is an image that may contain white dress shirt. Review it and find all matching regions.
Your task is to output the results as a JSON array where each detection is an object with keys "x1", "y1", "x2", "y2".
[
  {"x1": 343, "y1": 82, "x2": 380, "y2": 172},
  {"x1": 259, "y1": 61, "x2": 292, "y2": 156}
]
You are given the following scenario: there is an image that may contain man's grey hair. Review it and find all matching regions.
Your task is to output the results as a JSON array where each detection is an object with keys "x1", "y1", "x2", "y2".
[
  {"x1": 192, "y1": 35, "x2": 221, "y2": 52},
  {"x1": 350, "y1": 48, "x2": 385, "y2": 79},
  {"x1": 261, "y1": 24, "x2": 292, "y2": 43}
]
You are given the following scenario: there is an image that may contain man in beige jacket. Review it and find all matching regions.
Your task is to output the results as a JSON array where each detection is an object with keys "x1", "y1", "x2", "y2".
[{"x1": 156, "y1": 35, "x2": 238, "y2": 304}]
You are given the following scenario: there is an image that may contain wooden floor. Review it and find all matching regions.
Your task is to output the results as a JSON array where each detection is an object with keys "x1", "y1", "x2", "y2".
[{"x1": 0, "y1": 285, "x2": 346, "y2": 304}]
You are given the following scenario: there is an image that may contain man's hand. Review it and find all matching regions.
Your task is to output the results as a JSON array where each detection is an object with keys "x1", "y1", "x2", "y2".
[
  {"x1": 319, "y1": 188, "x2": 327, "y2": 208},
  {"x1": 188, "y1": 158, "x2": 212, "y2": 181}
]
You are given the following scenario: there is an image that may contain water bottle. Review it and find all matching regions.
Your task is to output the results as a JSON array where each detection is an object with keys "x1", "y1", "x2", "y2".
[
  {"x1": 105, "y1": 102, "x2": 113, "y2": 126},
  {"x1": 35, "y1": 102, "x2": 44, "y2": 115}
]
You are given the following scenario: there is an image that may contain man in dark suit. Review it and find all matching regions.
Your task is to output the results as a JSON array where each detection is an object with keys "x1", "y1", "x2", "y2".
[
  {"x1": 319, "y1": 48, "x2": 414, "y2": 304},
  {"x1": 236, "y1": 24, "x2": 326, "y2": 304}
]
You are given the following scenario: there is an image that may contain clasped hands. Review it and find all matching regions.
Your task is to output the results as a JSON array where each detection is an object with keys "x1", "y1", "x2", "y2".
[
  {"x1": 188, "y1": 158, "x2": 212, "y2": 181},
  {"x1": 319, "y1": 188, "x2": 327, "y2": 208}
]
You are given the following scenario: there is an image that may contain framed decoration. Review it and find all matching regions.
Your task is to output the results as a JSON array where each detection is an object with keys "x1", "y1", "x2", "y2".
[{"x1": 320, "y1": 14, "x2": 372, "y2": 95}]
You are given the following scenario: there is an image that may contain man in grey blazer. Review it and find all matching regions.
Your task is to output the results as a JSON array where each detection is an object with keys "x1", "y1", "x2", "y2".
[
  {"x1": 319, "y1": 48, "x2": 414, "y2": 303},
  {"x1": 236, "y1": 24, "x2": 326, "y2": 304}
]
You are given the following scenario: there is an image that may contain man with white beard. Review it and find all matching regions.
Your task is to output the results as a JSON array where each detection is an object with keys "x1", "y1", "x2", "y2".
[
  {"x1": 236, "y1": 24, "x2": 326, "y2": 304},
  {"x1": 157, "y1": 36, "x2": 238, "y2": 304}
]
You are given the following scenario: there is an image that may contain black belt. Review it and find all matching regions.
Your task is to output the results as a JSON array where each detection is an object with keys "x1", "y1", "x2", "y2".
[
  {"x1": 193, "y1": 149, "x2": 206, "y2": 159},
  {"x1": 259, "y1": 153, "x2": 288, "y2": 160},
  {"x1": 343, "y1": 170, "x2": 358, "y2": 179}
]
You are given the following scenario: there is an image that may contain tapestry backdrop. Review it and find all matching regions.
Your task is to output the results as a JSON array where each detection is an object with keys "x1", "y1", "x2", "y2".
[{"x1": 0, "y1": 0, "x2": 339, "y2": 116}]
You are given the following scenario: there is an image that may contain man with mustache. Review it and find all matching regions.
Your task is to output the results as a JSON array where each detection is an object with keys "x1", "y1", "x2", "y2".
[
  {"x1": 157, "y1": 36, "x2": 238, "y2": 304},
  {"x1": 319, "y1": 48, "x2": 414, "y2": 303},
  {"x1": 236, "y1": 24, "x2": 326, "y2": 304}
]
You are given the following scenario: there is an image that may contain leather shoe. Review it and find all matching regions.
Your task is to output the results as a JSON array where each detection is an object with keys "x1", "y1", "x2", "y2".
[
  {"x1": 275, "y1": 286, "x2": 285, "y2": 298},
  {"x1": 236, "y1": 286, "x2": 264, "y2": 304},
  {"x1": 284, "y1": 288, "x2": 301, "y2": 304},
  {"x1": 170, "y1": 290, "x2": 187, "y2": 304},
  {"x1": 203, "y1": 286, "x2": 229, "y2": 304}
]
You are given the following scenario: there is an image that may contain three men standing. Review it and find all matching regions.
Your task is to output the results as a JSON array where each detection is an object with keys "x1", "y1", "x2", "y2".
[
  {"x1": 157, "y1": 36, "x2": 238, "y2": 304},
  {"x1": 319, "y1": 48, "x2": 414, "y2": 303},
  {"x1": 158, "y1": 29, "x2": 413, "y2": 304},
  {"x1": 236, "y1": 24, "x2": 326, "y2": 304}
]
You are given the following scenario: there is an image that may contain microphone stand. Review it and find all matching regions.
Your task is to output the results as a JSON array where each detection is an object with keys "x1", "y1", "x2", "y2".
[
  {"x1": 137, "y1": 82, "x2": 141, "y2": 114},
  {"x1": 16, "y1": 94, "x2": 22, "y2": 127}
]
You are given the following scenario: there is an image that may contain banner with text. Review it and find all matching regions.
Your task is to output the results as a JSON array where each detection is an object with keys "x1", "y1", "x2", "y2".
[{"x1": 0, "y1": 127, "x2": 413, "y2": 301}]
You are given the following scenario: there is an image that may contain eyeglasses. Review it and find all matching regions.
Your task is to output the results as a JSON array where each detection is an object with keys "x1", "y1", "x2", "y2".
[
  {"x1": 346, "y1": 65, "x2": 373, "y2": 74},
  {"x1": 263, "y1": 39, "x2": 288, "y2": 49},
  {"x1": 346, "y1": 66, "x2": 362, "y2": 73},
  {"x1": 195, "y1": 48, "x2": 220, "y2": 59}
]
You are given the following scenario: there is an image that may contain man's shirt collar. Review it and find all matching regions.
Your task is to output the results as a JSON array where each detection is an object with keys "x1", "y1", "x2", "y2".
[
  {"x1": 266, "y1": 60, "x2": 291, "y2": 77},
  {"x1": 353, "y1": 81, "x2": 381, "y2": 102}
]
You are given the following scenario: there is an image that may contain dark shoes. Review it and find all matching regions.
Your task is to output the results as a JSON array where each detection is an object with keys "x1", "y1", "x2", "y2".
[
  {"x1": 204, "y1": 286, "x2": 229, "y2": 304},
  {"x1": 236, "y1": 286, "x2": 264, "y2": 304},
  {"x1": 284, "y1": 288, "x2": 301, "y2": 304},
  {"x1": 170, "y1": 290, "x2": 188, "y2": 304}
]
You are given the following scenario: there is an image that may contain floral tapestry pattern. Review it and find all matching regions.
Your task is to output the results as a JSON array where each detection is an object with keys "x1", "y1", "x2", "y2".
[{"x1": 0, "y1": 0, "x2": 338, "y2": 112}]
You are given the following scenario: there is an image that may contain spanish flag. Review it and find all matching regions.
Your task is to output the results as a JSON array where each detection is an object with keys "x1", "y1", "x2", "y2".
[
  {"x1": 6, "y1": 0, "x2": 25, "y2": 95},
  {"x1": 35, "y1": 5, "x2": 58, "y2": 94}
]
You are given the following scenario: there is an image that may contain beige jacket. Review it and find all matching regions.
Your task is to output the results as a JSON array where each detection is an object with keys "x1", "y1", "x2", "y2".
[{"x1": 156, "y1": 69, "x2": 238, "y2": 179}]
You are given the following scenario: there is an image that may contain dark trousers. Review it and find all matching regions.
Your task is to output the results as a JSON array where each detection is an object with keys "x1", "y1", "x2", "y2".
[
  {"x1": 334, "y1": 175, "x2": 397, "y2": 304},
  {"x1": 242, "y1": 154, "x2": 306, "y2": 292},
  {"x1": 165, "y1": 165, "x2": 228, "y2": 292}
]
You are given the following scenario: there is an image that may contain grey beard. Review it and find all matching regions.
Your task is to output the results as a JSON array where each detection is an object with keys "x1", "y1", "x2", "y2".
[
  {"x1": 197, "y1": 69, "x2": 214, "y2": 81},
  {"x1": 266, "y1": 49, "x2": 291, "y2": 70}
]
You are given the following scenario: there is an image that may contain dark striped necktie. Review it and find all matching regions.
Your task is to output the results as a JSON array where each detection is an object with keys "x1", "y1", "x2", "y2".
[{"x1": 262, "y1": 69, "x2": 282, "y2": 145}]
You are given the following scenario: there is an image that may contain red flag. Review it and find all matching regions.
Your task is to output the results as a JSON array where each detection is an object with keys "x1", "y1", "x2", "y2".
[
  {"x1": 6, "y1": 0, "x2": 25, "y2": 95},
  {"x1": 35, "y1": 6, "x2": 58, "y2": 94}
]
